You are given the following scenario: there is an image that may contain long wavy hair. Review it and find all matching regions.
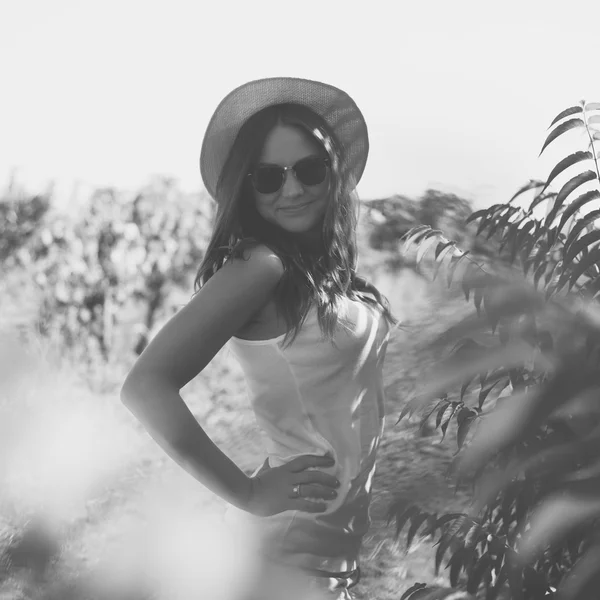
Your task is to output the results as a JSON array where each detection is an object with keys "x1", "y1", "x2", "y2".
[{"x1": 193, "y1": 102, "x2": 398, "y2": 349}]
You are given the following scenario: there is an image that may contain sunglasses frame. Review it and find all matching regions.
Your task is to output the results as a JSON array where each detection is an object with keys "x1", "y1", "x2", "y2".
[{"x1": 247, "y1": 156, "x2": 331, "y2": 194}]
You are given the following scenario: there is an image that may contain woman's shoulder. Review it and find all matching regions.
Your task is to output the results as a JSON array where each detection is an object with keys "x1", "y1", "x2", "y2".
[{"x1": 226, "y1": 238, "x2": 285, "y2": 278}]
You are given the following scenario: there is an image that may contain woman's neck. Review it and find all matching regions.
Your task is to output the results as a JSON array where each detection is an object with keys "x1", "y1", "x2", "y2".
[{"x1": 294, "y1": 223, "x2": 325, "y2": 255}]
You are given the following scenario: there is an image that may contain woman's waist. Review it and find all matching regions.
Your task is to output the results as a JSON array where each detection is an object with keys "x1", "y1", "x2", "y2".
[
  {"x1": 223, "y1": 479, "x2": 374, "y2": 539},
  {"x1": 263, "y1": 445, "x2": 379, "y2": 513},
  {"x1": 258, "y1": 406, "x2": 384, "y2": 478},
  {"x1": 252, "y1": 390, "x2": 385, "y2": 450}
]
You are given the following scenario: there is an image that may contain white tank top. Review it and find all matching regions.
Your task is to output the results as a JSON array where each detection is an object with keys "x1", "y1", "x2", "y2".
[{"x1": 223, "y1": 294, "x2": 391, "y2": 573}]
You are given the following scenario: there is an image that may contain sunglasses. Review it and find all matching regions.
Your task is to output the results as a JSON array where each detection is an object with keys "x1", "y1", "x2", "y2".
[{"x1": 248, "y1": 156, "x2": 331, "y2": 194}]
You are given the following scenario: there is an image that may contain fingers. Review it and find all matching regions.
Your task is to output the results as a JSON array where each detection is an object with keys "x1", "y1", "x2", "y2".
[
  {"x1": 294, "y1": 470, "x2": 339, "y2": 489},
  {"x1": 287, "y1": 454, "x2": 335, "y2": 473},
  {"x1": 291, "y1": 483, "x2": 338, "y2": 501},
  {"x1": 275, "y1": 454, "x2": 339, "y2": 516}
]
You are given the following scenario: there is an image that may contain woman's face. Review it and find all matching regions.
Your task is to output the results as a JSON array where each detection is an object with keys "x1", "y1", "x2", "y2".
[{"x1": 251, "y1": 124, "x2": 330, "y2": 239}]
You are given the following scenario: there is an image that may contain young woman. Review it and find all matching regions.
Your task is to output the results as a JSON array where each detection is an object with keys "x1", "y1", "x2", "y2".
[{"x1": 121, "y1": 77, "x2": 398, "y2": 599}]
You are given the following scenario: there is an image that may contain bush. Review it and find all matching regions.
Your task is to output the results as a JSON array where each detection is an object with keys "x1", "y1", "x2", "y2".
[
  {"x1": 391, "y1": 101, "x2": 600, "y2": 599},
  {"x1": 1, "y1": 178, "x2": 212, "y2": 375}
]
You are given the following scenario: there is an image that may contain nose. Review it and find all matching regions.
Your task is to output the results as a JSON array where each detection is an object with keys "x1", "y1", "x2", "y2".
[{"x1": 280, "y1": 168, "x2": 303, "y2": 197}]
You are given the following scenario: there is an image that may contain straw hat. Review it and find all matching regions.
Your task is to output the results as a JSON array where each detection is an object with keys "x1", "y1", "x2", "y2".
[{"x1": 199, "y1": 77, "x2": 369, "y2": 201}]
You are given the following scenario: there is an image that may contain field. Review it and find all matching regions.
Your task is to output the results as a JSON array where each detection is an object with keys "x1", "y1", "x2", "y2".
[{"x1": 0, "y1": 244, "x2": 475, "y2": 600}]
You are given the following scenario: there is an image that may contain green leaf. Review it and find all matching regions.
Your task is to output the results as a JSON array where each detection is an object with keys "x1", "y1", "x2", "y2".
[
  {"x1": 475, "y1": 214, "x2": 493, "y2": 237},
  {"x1": 460, "y1": 363, "x2": 600, "y2": 484},
  {"x1": 487, "y1": 534, "x2": 507, "y2": 558},
  {"x1": 447, "y1": 546, "x2": 474, "y2": 588},
  {"x1": 460, "y1": 265, "x2": 480, "y2": 297},
  {"x1": 521, "y1": 228, "x2": 547, "y2": 274},
  {"x1": 441, "y1": 404, "x2": 459, "y2": 442},
  {"x1": 447, "y1": 252, "x2": 471, "y2": 288},
  {"x1": 473, "y1": 287, "x2": 483, "y2": 316},
  {"x1": 567, "y1": 246, "x2": 600, "y2": 291},
  {"x1": 451, "y1": 336, "x2": 487, "y2": 359},
  {"x1": 543, "y1": 258, "x2": 561, "y2": 287},
  {"x1": 420, "y1": 398, "x2": 446, "y2": 430},
  {"x1": 522, "y1": 566, "x2": 549, "y2": 598},
  {"x1": 457, "y1": 410, "x2": 477, "y2": 450},
  {"x1": 511, "y1": 220, "x2": 537, "y2": 264},
  {"x1": 544, "y1": 170, "x2": 598, "y2": 228},
  {"x1": 500, "y1": 492, "x2": 514, "y2": 538},
  {"x1": 467, "y1": 551, "x2": 492, "y2": 595},
  {"x1": 585, "y1": 102, "x2": 600, "y2": 111},
  {"x1": 564, "y1": 229, "x2": 600, "y2": 264},
  {"x1": 385, "y1": 498, "x2": 408, "y2": 526},
  {"x1": 588, "y1": 115, "x2": 600, "y2": 125},
  {"x1": 401, "y1": 225, "x2": 432, "y2": 253},
  {"x1": 478, "y1": 377, "x2": 510, "y2": 411},
  {"x1": 435, "y1": 240, "x2": 454, "y2": 260},
  {"x1": 563, "y1": 208, "x2": 600, "y2": 256},
  {"x1": 529, "y1": 219, "x2": 550, "y2": 248},
  {"x1": 474, "y1": 204, "x2": 508, "y2": 237},
  {"x1": 465, "y1": 208, "x2": 489, "y2": 225},
  {"x1": 548, "y1": 105, "x2": 583, "y2": 128},
  {"x1": 557, "y1": 542, "x2": 600, "y2": 600},
  {"x1": 529, "y1": 237, "x2": 552, "y2": 276},
  {"x1": 507, "y1": 179, "x2": 545, "y2": 205},
  {"x1": 421, "y1": 512, "x2": 439, "y2": 539},
  {"x1": 530, "y1": 191, "x2": 556, "y2": 213},
  {"x1": 396, "y1": 393, "x2": 425, "y2": 425},
  {"x1": 506, "y1": 548, "x2": 524, "y2": 600},
  {"x1": 555, "y1": 190, "x2": 600, "y2": 240},
  {"x1": 435, "y1": 513, "x2": 468, "y2": 530},
  {"x1": 483, "y1": 284, "x2": 542, "y2": 330},
  {"x1": 415, "y1": 231, "x2": 444, "y2": 267},
  {"x1": 435, "y1": 400, "x2": 451, "y2": 429},
  {"x1": 514, "y1": 484, "x2": 534, "y2": 530},
  {"x1": 456, "y1": 405, "x2": 472, "y2": 427},
  {"x1": 539, "y1": 151, "x2": 592, "y2": 196},
  {"x1": 432, "y1": 243, "x2": 457, "y2": 281},
  {"x1": 421, "y1": 342, "x2": 535, "y2": 414},
  {"x1": 486, "y1": 206, "x2": 521, "y2": 241},
  {"x1": 498, "y1": 216, "x2": 527, "y2": 255},
  {"x1": 446, "y1": 513, "x2": 470, "y2": 540},
  {"x1": 400, "y1": 583, "x2": 428, "y2": 600},
  {"x1": 508, "y1": 368, "x2": 525, "y2": 390},
  {"x1": 435, "y1": 536, "x2": 453, "y2": 575},
  {"x1": 489, "y1": 564, "x2": 510, "y2": 600},
  {"x1": 539, "y1": 117, "x2": 585, "y2": 156},
  {"x1": 464, "y1": 523, "x2": 482, "y2": 550},
  {"x1": 394, "y1": 505, "x2": 421, "y2": 539},
  {"x1": 517, "y1": 493, "x2": 600, "y2": 565},
  {"x1": 533, "y1": 261, "x2": 547, "y2": 289},
  {"x1": 406, "y1": 511, "x2": 431, "y2": 550}
]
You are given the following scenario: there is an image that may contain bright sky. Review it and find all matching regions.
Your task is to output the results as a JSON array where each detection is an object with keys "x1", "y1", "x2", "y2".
[{"x1": 2, "y1": 0, "x2": 600, "y2": 211}]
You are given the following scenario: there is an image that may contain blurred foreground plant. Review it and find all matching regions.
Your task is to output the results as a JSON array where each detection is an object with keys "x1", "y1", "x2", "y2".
[{"x1": 387, "y1": 101, "x2": 600, "y2": 600}]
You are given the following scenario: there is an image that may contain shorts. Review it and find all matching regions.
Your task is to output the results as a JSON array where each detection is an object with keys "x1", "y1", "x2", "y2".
[
  {"x1": 303, "y1": 566, "x2": 361, "y2": 599},
  {"x1": 244, "y1": 560, "x2": 361, "y2": 600}
]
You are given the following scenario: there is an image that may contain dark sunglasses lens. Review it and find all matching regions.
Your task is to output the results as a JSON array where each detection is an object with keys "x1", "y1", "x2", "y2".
[
  {"x1": 253, "y1": 167, "x2": 283, "y2": 194},
  {"x1": 295, "y1": 158, "x2": 327, "y2": 186}
]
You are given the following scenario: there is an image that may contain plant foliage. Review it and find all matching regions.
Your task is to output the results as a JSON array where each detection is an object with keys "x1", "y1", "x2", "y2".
[
  {"x1": 390, "y1": 100, "x2": 600, "y2": 599},
  {"x1": 1, "y1": 179, "x2": 212, "y2": 370}
]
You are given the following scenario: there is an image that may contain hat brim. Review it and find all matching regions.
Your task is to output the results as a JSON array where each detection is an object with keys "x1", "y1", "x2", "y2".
[{"x1": 200, "y1": 77, "x2": 369, "y2": 201}]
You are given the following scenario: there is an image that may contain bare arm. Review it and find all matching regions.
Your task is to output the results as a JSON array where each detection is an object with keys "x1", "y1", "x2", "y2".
[{"x1": 120, "y1": 245, "x2": 284, "y2": 511}]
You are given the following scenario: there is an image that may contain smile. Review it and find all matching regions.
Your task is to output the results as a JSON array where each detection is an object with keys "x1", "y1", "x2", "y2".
[{"x1": 280, "y1": 201, "x2": 313, "y2": 213}]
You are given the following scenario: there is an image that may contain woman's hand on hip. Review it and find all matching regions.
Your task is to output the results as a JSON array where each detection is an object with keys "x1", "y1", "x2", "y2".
[{"x1": 245, "y1": 454, "x2": 340, "y2": 517}]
